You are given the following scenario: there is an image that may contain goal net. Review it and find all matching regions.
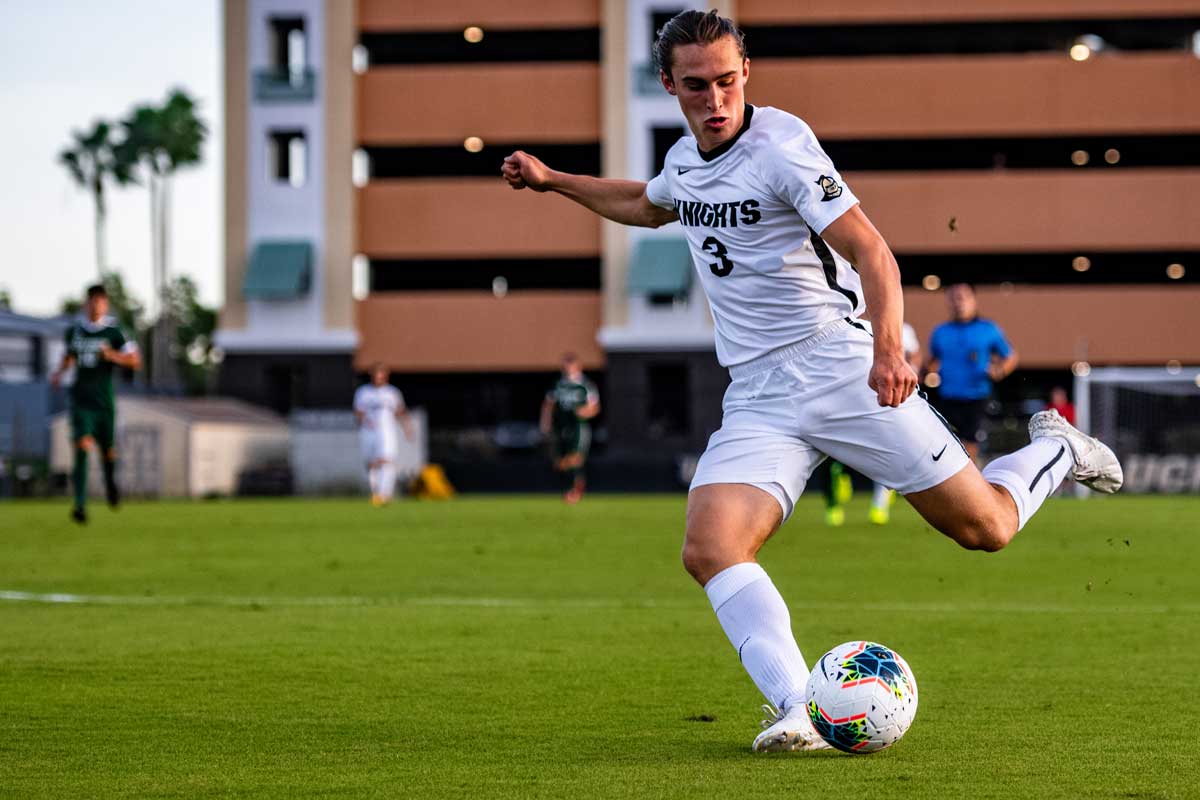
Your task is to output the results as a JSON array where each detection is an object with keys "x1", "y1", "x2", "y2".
[{"x1": 1076, "y1": 366, "x2": 1200, "y2": 495}]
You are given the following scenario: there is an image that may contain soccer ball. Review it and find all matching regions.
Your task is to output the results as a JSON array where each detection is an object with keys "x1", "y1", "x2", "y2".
[{"x1": 805, "y1": 640, "x2": 919, "y2": 754}]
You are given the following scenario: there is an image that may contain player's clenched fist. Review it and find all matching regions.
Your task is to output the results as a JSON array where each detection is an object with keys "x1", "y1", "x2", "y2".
[
  {"x1": 501, "y1": 151, "x2": 553, "y2": 192},
  {"x1": 868, "y1": 353, "x2": 918, "y2": 408}
]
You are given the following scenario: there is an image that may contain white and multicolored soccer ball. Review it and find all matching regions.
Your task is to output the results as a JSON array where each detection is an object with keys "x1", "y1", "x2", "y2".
[{"x1": 805, "y1": 641, "x2": 919, "y2": 754}]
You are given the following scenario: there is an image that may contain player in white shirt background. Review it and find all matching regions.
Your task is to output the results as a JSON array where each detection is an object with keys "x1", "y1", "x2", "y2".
[
  {"x1": 353, "y1": 364, "x2": 414, "y2": 506},
  {"x1": 869, "y1": 321, "x2": 924, "y2": 521},
  {"x1": 501, "y1": 10, "x2": 1122, "y2": 753}
]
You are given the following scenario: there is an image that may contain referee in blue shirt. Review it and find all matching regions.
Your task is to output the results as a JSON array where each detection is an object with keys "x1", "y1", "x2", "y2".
[{"x1": 926, "y1": 284, "x2": 1019, "y2": 461}]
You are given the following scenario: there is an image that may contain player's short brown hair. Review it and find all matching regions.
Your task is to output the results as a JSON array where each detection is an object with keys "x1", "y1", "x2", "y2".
[
  {"x1": 652, "y1": 10, "x2": 747, "y2": 78},
  {"x1": 86, "y1": 284, "x2": 107, "y2": 299}
]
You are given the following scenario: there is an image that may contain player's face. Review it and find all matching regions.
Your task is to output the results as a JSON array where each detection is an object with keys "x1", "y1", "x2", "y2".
[
  {"x1": 661, "y1": 36, "x2": 749, "y2": 151},
  {"x1": 372, "y1": 367, "x2": 389, "y2": 385},
  {"x1": 562, "y1": 359, "x2": 581, "y2": 379},
  {"x1": 86, "y1": 294, "x2": 108, "y2": 321},
  {"x1": 947, "y1": 285, "x2": 977, "y2": 321}
]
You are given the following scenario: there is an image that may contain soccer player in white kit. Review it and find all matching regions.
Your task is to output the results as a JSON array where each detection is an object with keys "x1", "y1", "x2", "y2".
[
  {"x1": 353, "y1": 364, "x2": 414, "y2": 506},
  {"x1": 501, "y1": 10, "x2": 1122, "y2": 752}
]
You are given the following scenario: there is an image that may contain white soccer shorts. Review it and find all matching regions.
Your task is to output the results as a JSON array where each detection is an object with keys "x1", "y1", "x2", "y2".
[
  {"x1": 691, "y1": 319, "x2": 970, "y2": 520},
  {"x1": 359, "y1": 427, "x2": 398, "y2": 464}
]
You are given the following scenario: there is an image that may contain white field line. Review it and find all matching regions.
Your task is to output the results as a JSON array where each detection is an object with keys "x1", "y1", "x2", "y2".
[{"x1": 0, "y1": 589, "x2": 1196, "y2": 615}]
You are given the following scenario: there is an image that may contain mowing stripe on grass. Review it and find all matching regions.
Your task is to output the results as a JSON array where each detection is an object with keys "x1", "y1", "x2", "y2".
[{"x1": 2, "y1": 589, "x2": 1196, "y2": 615}]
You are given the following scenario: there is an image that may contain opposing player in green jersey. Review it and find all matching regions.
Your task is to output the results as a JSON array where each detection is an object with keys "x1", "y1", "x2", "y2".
[
  {"x1": 50, "y1": 284, "x2": 142, "y2": 524},
  {"x1": 539, "y1": 353, "x2": 600, "y2": 504}
]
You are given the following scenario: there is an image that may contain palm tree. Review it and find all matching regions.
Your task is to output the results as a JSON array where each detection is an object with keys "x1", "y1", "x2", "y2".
[
  {"x1": 58, "y1": 121, "x2": 135, "y2": 278},
  {"x1": 118, "y1": 89, "x2": 207, "y2": 389}
]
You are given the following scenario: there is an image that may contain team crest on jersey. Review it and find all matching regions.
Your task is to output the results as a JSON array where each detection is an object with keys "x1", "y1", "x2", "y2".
[{"x1": 816, "y1": 175, "x2": 843, "y2": 202}]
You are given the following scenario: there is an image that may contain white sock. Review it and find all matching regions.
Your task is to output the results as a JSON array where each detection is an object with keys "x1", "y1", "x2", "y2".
[
  {"x1": 367, "y1": 465, "x2": 380, "y2": 496},
  {"x1": 378, "y1": 462, "x2": 396, "y2": 500},
  {"x1": 871, "y1": 482, "x2": 891, "y2": 510},
  {"x1": 704, "y1": 562, "x2": 809, "y2": 711},
  {"x1": 982, "y1": 436, "x2": 1073, "y2": 530}
]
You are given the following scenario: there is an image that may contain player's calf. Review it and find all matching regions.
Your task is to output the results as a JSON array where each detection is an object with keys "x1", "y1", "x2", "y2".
[
  {"x1": 941, "y1": 501, "x2": 1015, "y2": 553},
  {"x1": 905, "y1": 468, "x2": 1019, "y2": 553}
]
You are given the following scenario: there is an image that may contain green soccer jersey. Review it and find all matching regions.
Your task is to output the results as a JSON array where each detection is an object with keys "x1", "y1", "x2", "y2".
[
  {"x1": 548, "y1": 376, "x2": 598, "y2": 430},
  {"x1": 65, "y1": 318, "x2": 130, "y2": 410}
]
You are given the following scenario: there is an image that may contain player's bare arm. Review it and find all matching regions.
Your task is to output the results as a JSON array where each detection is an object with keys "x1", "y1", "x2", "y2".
[
  {"x1": 576, "y1": 399, "x2": 600, "y2": 421},
  {"x1": 396, "y1": 406, "x2": 415, "y2": 440},
  {"x1": 501, "y1": 151, "x2": 678, "y2": 229},
  {"x1": 99, "y1": 342, "x2": 142, "y2": 371},
  {"x1": 923, "y1": 356, "x2": 940, "y2": 383},
  {"x1": 907, "y1": 346, "x2": 924, "y2": 373},
  {"x1": 820, "y1": 206, "x2": 916, "y2": 408},
  {"x1": 50, "y1": 353, "x2": 76, "y2": 388},
  {"x1": 989, "y1": 350, "x2": 1019, "y2": 382}
]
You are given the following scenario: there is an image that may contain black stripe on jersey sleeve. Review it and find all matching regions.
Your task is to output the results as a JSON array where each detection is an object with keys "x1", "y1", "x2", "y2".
[{"x1": 808, "y1": 225, "x2": 859, "y2": 309}]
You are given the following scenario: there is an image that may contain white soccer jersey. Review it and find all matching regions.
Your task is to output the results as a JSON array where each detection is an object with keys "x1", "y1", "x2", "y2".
[
  {"x1": 902, "y1": 322, "x2": 919, "y2": 359},
  {"x1": 354, "y1": 384, "x2": 404, "y2": 435},
  {"x1": 646, "y1": 105, "x2": 864, "y2": 367}
]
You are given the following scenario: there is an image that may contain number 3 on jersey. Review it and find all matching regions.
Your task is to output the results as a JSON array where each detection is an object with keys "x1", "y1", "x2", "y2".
[{"x1": 702, "y1": 236, "x2": 734, "y2": 277}]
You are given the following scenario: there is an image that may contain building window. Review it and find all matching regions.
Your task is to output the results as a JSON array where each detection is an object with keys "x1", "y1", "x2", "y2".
[
  {"x1": 269, "y1": 17, "x2": 307, "y2": 80},
  {"x1": 255, "y1": 16, "x2": 315, "y2": 101},
  {"x1": 652, "y1": 126, "x2": 685, "y2": 178},
  {"x1": 650, "y1": 10, "x2": 686, "y2": 51},
  {"x1": 267, "y1": 130, "x2": 307, "y2": 187}
]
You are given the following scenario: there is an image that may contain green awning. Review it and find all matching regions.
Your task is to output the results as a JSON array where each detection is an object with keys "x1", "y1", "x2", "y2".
[
  {"x1": 243, "y1": 241, "x2": 312, "y2": 299},
  {"x1": 627, "y1": 238, "x2": 692, "y2": 296}
]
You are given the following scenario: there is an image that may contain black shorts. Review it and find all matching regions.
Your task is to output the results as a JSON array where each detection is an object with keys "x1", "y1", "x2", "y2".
[
  {"x1": 551, "y1": 424, "x2": 591, "y2": 461},
  {"x1": 70, "y1": 405, "x2": 116, "y2": 450},
  {"x1": 935, "y1": 398, "x2": 988, "y2": 444}
]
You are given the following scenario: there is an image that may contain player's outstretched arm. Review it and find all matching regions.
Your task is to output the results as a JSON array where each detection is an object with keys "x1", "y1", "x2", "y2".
[
  {"x1": 49, "y1": 353, "x2": 75, "y2": 388},
  {"x1": 502, "y1": 150, "x2": 677, "y2": 229},
  {"x1": 821, "y1": 206, "x2": 916, "y2": 409}
]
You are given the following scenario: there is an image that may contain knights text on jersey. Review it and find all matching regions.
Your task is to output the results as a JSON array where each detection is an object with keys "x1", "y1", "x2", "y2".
[{"x1": 646, "y1": 105, "x2": 864, "y2": 367}]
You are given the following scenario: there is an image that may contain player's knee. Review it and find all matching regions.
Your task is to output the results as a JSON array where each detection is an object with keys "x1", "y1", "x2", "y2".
[
  {"x1": 76, "y1": 436, "x2": 95, "y2": 452},
  {"x1": 953, "y1": 510, "x2": 1013, "y2": 552},
  {"x1": 680, "y1": 539, "x2": 722, "y2": 585}
]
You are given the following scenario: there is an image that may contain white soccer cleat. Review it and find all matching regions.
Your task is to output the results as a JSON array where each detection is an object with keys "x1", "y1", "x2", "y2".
[
  {"x1": 1028, "y1": 409, "x2": 1123, "y2": 493},
  {"x1": 752, "y1": 703, "x2": 832, "y2": 753}
]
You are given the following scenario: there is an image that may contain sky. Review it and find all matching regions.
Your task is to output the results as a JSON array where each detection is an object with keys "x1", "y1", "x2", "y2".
[{"x1": 0, "y1": 0, "x2": 222, "y2": 316}]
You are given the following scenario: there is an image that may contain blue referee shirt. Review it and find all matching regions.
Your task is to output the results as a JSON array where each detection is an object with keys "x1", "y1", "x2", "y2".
[{"x1": 929, "y1": 317, "x2": 1013, "y2": 401}]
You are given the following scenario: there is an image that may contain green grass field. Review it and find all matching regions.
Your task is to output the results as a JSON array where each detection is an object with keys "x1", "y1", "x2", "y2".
[{"x1": 2, "y1": 495, "x2": 1198, "y2": 799}]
